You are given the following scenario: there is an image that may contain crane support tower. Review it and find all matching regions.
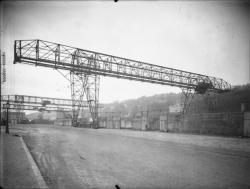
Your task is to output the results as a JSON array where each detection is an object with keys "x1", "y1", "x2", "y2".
[{"x1": 14, "y1": 39, "x2": 231, "y2": 127}]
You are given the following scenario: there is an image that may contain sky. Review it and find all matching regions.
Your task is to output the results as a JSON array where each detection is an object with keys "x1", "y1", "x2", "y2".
[{"x1": 1, "y1": 1, "x2": 250, "y2": 103}]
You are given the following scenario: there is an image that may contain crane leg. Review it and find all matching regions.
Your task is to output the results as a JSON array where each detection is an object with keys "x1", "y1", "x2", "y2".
[
  {"x1": 181, "y1": 88, "x2": 195, "y2": 118},
  {"x1": 69, "y1": 52, "x2": 100, "y2": 128}
]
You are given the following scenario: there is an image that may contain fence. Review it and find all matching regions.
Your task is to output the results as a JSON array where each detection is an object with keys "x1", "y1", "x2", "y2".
[
  {"x1": 99, "y1": 111, "x2": 249, "y2": 137},
  {"x1": 161, "y1": 112, "x2": 244, "y2": 136}
]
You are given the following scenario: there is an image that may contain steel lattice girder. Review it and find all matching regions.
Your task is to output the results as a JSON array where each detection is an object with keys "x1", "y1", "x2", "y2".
[
  {"x1": 2, "y1": 103, "x2": 72, "y2": 112},
  {"x1": 1, "y1": 95, "x2": 92, "y2": 112},
  {"x1": 14, "y1": 39, "x2": 231, "y2": 93},
  {"x1": 1, "y1": 94, "x2": 79, "y2": 107}
]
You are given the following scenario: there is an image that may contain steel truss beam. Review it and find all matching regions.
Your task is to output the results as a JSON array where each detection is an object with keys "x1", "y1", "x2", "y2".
[
  {"x1": 2, "y1": 103, "x2": 72, "y2": 112},
  {"x1": 14, "y1": 40, "x2": 231, "y2": 92},
  {"x1": 14, "y1": 39, "x2": 231, "y2": 126},
  {"x1": 1, "y1": 94, "x2": 77, "y2": 107},
  {"x1": 1, "y1": 95, "x2": 80, "y2": 122}
]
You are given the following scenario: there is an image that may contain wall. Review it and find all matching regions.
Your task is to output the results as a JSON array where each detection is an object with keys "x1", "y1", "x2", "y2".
[
  {"x1": 54, "y1": 111, "x2": 72, "y2": 126},
  {"x1": 121, "y1": 119, "x2": 132, "y2": 129},
  {"x1": 148, "y1": 117, "x2": 160, "y2": 131},
  {"x1": 244, "y1": 112, "x2": 250, "y2": 137},
  {"x1": 100, "y1": 112, "x2": 246, "y2": 137},
  {"x1": 100, "y1": 116, "x2": 121, "y2": 129},
  {"x1": 54, "y1": 119, "x2": 71, "y2": 126},
  {"x1": 100, "y1": 116, "x2": 148, "y2": 130},
  {"x1": 131, "y1": 118, "x2": 142, "y2": 130},
  {"x1": 160, "y1": 112, "x2": 244, "y2": 136}
]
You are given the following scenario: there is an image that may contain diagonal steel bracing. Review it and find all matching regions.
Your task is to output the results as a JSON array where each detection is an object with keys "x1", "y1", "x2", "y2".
[
  {"x1": 69, "y1": 50, "x2": 100, "y2": 127},
  {"x1": 14, "y1": 40, "x2": 231, "y2": 92},
  {"x1": 70, "y1": 72, "x2": 87, "y2": 126},
  {"x1": 14, "y1": 39, "x2": 231, "y2": 127},
  {"x1": 181, "y1": 88, "x2": 195, "y2": 116},
  {"x1": 1, "y1": 94, "x2": 74, "y2": 122}
]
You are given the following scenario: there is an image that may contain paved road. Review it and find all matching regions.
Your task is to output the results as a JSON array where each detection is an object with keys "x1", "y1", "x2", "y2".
[{"x1": 11, "y1": 124, "x2": 250, "y2": 189}]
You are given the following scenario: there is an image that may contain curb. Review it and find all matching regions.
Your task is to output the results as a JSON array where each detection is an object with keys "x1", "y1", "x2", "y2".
[{"x1": 20, "y1": 136, "x2": 48, "y2": 189}]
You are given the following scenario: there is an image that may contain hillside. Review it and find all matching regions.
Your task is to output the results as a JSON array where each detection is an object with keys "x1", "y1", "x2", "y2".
[
  {"x1": 101, "y1": 92, "x2": 181, "y2": 117},
  {"x1": 25, "y1": 84, "x2": 250, "y2": 121},
  {"x1": 102, "y1": 84, "x2": 250, "y2": 117}
]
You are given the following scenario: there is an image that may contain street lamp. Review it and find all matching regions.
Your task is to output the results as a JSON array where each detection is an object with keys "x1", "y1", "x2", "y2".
[{"x1": 3, "y1": 101, "x2": 10, "y2": 134}]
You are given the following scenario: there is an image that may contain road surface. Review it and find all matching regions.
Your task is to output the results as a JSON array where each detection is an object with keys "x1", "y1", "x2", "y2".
[{"x1": 11, "y1": 124, "x2": 250, "y2": 189}]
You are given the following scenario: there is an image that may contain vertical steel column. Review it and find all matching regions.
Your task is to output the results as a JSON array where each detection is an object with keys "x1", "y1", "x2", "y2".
[
  {"x1": 58, "y1": 49, "x2": 99, "y2": 128},
  {"x1": 70, "y1": 69, "x2": 99, "y2": 128},
  {"x1": 70, "y1": 50, "x2": 88, "y2": 126},
  {"x1": 85, "y1": 74, "x2": 100, "y2": 128},
  {"x1": 181, "y1": 88, "x2": 195, "y2": 117},
  {"x1": 86, "y1": 54, "x2": 100, "y2": 129}
]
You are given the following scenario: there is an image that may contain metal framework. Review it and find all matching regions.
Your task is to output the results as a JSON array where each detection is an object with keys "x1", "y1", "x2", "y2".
[
  {"x1": 181, "y1": 88, "x2": 195, "y2": 116},
  {"x1": 2, "y1": 103, "x2": 71, "y2": 112},
  {"x1": 14, "y1": 39, "x2": 231, "y2": 126},
  {"x1": 1, "y1": 94, "x2": 76, "y2": 107},
  {"x1": 1, "y1": 95, "x2": 79, "y2": 122}
]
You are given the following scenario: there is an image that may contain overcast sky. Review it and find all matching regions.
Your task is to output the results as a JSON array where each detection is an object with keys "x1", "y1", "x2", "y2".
[{"x1": 1, "y1": 1, "x2": 249, "y2": 103}]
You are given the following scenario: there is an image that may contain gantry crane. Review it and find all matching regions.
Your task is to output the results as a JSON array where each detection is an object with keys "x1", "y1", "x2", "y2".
[{"x1": 14, "y1": 40, "x2": 231, "y2": 128}]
